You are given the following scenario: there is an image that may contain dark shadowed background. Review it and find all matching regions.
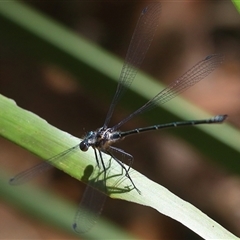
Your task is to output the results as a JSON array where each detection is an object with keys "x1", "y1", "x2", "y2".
[{"x1": 0, "y1": 1, "x2": 240, "y2": 239}]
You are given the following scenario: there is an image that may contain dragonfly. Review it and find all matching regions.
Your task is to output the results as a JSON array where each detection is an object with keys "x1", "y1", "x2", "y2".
[{"x1": 9, "y1": 2, "x2": 227, "y2": 234}]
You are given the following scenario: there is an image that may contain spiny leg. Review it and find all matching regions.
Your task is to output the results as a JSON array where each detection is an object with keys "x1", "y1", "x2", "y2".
[
  {"x1": 93, "y1": 148, "x2": 100, "y2": 168},
  {"x1": 109, "y1": 146, "x2": 134, "y2": 174},
  {"x1": 98, "y1": 150, "x2": 108, "y2": 186},
  {"x1": 107, "y1": 150, "x2": 141, "y2": 194}
]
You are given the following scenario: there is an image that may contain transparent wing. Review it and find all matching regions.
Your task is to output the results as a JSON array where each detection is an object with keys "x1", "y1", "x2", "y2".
[
  {"x1": 113, "y1": 54, "x2": 224, "y2": 130},
  {"x1": 9, "y1": 145, "x2": 79, "y2": 185},
  {"x1": 72, "y1": 161, "x2": 108, "y2": 234},
  {"x1": 73, "y1": 184, "x2": 107, "y2": 234},
  {"x1": 103, "y1": 3, "x2": 161, "y2": 128}
]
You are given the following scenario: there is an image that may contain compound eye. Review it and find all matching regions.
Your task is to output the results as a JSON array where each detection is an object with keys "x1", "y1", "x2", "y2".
[{"x1": 80, "y1": 141, "x2": 89, "y2": 151}]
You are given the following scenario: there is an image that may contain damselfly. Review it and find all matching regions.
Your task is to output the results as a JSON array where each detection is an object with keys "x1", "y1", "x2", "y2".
[{"x1": 10, "y1": 3, "x2": 227, "y2": 234}]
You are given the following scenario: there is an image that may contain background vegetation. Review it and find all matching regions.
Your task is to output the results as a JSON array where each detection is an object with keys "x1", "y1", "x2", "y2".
[{"x1": 0, "y1": 1, "x2": 240, "y2": 239}]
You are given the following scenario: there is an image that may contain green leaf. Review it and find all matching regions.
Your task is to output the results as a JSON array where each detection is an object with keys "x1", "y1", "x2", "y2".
[
  {"x1": 232, "y1": 0, "x2": 240, "y2": 13},
  {"x1": 0, "y1": 94, "x2": 238, "y2": 239}
]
